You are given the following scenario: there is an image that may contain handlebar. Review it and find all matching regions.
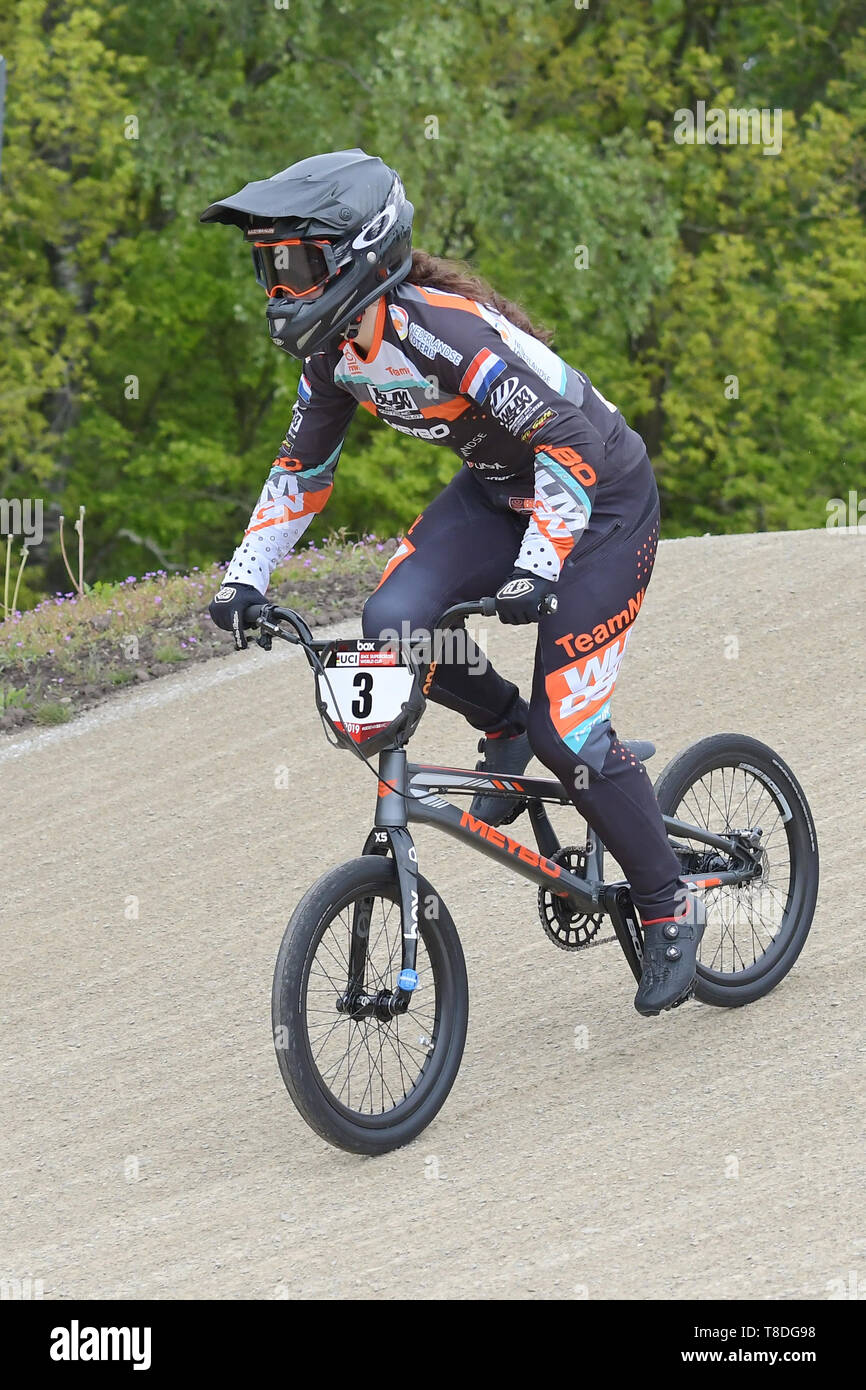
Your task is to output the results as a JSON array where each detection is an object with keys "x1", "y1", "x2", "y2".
[
  {"x1": 437, "y1": 592, "x2": 557, "y2": 627},
  {"x1": 246, "y1": 603, "x2": 320, "y2": 650},
  {"x1": 245, "y1": 592, "x2": 557, "y2": 649},
  {"x1": 436, "y1": 597, "x2": 497, "y2": 627}
]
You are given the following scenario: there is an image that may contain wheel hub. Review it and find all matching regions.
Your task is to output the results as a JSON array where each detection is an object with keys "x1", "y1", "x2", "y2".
[{"x1": 336, "y1": 986, "x2": 409, "y2": 1020}]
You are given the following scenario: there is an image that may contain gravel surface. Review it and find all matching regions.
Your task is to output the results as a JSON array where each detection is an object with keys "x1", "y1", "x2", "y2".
[{"x1": 1, "y1": 528, "x2": 863, "y2": 1300}]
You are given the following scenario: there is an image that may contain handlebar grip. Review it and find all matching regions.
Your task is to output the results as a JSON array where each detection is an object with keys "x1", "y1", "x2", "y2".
[
  {"x1": 245, "y1": 604, "x2": 263, "y2": 627},
  {"x1": 479, "y1": 596, "x2": 497, "y2": 617}
]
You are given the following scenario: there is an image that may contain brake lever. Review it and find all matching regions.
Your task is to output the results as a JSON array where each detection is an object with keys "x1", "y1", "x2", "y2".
[
  {"x1": 253, "y1": 602, "x2": 274, "y2": 650},
  {"x1": 255, "y1": 615, "x2": 302, "y2": 650}
]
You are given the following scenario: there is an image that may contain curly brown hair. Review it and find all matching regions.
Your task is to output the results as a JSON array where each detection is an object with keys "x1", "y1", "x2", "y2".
[{"x1": 405, "y1": 249, "x2": 553, "y2": 346}]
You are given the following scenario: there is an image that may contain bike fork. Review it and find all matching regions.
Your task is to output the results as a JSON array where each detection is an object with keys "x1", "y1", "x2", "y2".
[{"x1": 360, "y1": 748, "x2": 419, "y2": 1013}]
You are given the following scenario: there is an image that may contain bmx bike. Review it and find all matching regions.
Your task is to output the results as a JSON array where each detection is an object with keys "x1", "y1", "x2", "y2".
[{"x1": 249, "y1": 599, "x2": 818, "y2": 1155}]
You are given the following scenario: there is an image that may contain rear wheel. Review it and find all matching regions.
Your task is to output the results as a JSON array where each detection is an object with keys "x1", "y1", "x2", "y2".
[
  {"x1": 272, "y1": 856, "x2": 468, "y2": 1154},
  {"x1": 653, "y1": 735, "x2": 819, "y2": 1007}
]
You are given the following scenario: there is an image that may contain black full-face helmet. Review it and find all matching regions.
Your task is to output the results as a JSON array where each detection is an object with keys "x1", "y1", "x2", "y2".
[{"x1": 200, "y1": 149, "x2": 414, "y2": 357}]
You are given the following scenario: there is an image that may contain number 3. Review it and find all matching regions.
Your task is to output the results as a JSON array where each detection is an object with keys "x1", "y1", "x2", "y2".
[{"x1": 352, "y1": 671, "x2": 373, "y2": 718}]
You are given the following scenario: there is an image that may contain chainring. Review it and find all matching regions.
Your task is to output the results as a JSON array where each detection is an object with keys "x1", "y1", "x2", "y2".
[{"x1": 537, "y1": 845, "x2": 606, "y2": 951}]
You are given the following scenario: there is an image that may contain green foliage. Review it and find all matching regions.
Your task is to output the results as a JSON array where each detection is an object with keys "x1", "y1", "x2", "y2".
[
  {"x1": 0, "y1": 685, "x2": 30, "y2": 711},
  {"x1": 0, "y1": 1, "x2": 140, "y2": 493},
  {"x1": 34, "y1": 701, "x2": 71, "y2": 725},
  {"x1": 1, "y1": 0, "x2": 864, "y2": 605},
  {"x1": 153, "y1": 641, "x2": 184, "y2": 664}
]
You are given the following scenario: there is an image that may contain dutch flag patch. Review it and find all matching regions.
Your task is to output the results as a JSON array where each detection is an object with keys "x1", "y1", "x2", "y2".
[
  {"x1": 297, "y1": 374, "x2": 312, "y2": 403},
  {"x1": 460, "y1": 349, "x2": 507, "y2": 403}
]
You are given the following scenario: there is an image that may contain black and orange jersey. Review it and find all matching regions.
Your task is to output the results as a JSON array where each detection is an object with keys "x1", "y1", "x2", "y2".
[{"x1": 225, "y1": 281, "x2": 648, "y2": 591}]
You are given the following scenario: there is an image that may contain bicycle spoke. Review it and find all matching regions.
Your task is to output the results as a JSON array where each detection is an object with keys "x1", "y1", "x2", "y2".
[
  {"x1": 674, "y1": 763, "x2": 794, "y2": 978},
  {"x1": 303, "y1": 887, "x2": 440, "y2": 1116}
]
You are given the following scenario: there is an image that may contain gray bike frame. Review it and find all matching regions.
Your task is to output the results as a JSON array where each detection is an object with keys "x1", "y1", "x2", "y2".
[
  {"x1": 362, "y1": 745, "x2": 756, "y2": 998},
  {"x1": 249, "y1": 600, "x2": 758, "y2": 1001}
]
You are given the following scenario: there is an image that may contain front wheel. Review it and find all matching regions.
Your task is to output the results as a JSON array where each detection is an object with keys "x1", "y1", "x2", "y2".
[
  {"x1": 654, "y1": 734, "x2": 819, "y2": 1007},
  {"x1": 272, "y1": 856, "x2": 468, "y2": 1154}
]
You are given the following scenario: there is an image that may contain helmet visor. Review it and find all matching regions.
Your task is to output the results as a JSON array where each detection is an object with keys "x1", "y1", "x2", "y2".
[{"x1": 252, "y1": 238, "x2": 338, "y2": 298}]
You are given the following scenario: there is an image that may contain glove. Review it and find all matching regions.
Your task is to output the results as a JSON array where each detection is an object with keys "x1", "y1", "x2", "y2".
[
  {"x1": 208, "y1": 581, "x2": 266, "y2": 651},
  {"x1": 494, "y1": 570, "x2": 558, "y2": 625}
]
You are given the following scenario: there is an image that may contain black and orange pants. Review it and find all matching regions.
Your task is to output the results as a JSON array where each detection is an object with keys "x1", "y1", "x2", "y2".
[{"x1": 362, "y1": 457, "x2": 682, "y2": 921}]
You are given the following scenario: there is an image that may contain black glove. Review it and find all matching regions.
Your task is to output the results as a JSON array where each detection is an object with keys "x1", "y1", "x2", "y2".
[
  {"x1": 494, "y1": 570, "x2": 558, "y2": 625},
  {"x1": 208, "y1": 581, "x2": 266, "y2": 650}
]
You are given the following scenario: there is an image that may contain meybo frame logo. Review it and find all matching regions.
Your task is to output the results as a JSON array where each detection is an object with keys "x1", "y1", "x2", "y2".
[
  {"x1": 673, "y1": 100, "x2": 783, "y2": 156},
  {"x1": 50, "y1": 1320, "x2": 152, "y2": 1371}
]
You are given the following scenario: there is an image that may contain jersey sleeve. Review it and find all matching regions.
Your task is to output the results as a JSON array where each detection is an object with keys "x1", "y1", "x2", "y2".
[
  {"x1": 514, "y1": 440, "x2": 599, "y2": 580},
  {"x1": 456, "y1": 327, "x2": 604, "y2": 580},
  {"x1": 224, "y1": 352, "x2": 357, "y2": 592},
  {"x1": 413, "y1": 296, "x2": 605, "y2": 580}
]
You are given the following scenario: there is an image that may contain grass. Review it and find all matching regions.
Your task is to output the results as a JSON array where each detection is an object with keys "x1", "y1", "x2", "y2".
[
  {"x1": 0, "y1": 530, "x2": 395, "y2": 733},
  {"x1": 0, "y1": 685, "x2": 31, "y2": 712},
  {"x1": 2, "y1": 531, "x2": 390, "y2": 663},
  {"x1": 153, "y1": 641, "x2": 184, "y2": 664},
  {"x1": 34, "y1": 702, "x2": 72, "y2": 726}
]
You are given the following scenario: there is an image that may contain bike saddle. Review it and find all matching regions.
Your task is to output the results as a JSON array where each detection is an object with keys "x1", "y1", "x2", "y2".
[{"x1": 621, "y1": 739, "x2": 656, "y2": 761}]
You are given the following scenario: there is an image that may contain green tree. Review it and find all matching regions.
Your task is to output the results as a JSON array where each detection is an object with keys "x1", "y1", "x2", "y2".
[
  {"x1": 0, "y1": 0, "x2": 141, "y2": 591},
  {"x1": 2, "y1": 0, "x2": 864, "y2": 601}
]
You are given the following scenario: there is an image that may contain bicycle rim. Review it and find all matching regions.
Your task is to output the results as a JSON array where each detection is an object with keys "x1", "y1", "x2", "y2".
[
  {"x1": 671, "y1": 763, "x2": 796, "y2": 981},
  {"x1": 302, "y1": 888, "x2": 444, "y2": 1124}
]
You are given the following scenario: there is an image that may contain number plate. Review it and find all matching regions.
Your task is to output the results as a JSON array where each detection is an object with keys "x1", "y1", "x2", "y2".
[{"x1": 316, "y1": 641, "x2": 416, "y2": 745}]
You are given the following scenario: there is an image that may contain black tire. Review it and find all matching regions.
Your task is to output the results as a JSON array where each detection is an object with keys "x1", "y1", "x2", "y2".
[
  {"x1": 654, "y1": 734, "x2": 819, "y2": 1007},
  {"x1": 272, "y1": 856, "x2": 468, "y2": 1155}
]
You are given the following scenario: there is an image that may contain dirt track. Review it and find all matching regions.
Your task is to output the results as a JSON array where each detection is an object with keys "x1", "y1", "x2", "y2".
[{"x1": 1, "y1": 528, "x2": 864, "y2": 1301}]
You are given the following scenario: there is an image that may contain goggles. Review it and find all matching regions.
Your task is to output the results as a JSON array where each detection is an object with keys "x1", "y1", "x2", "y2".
[{"x1": 251, "y1": 238, "x2": 341, "y2": 299}]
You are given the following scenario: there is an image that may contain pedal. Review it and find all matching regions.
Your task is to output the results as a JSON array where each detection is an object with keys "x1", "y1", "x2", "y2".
[{"x1": 667, "y1": 984, "x2": 696, "y2": 1011}]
